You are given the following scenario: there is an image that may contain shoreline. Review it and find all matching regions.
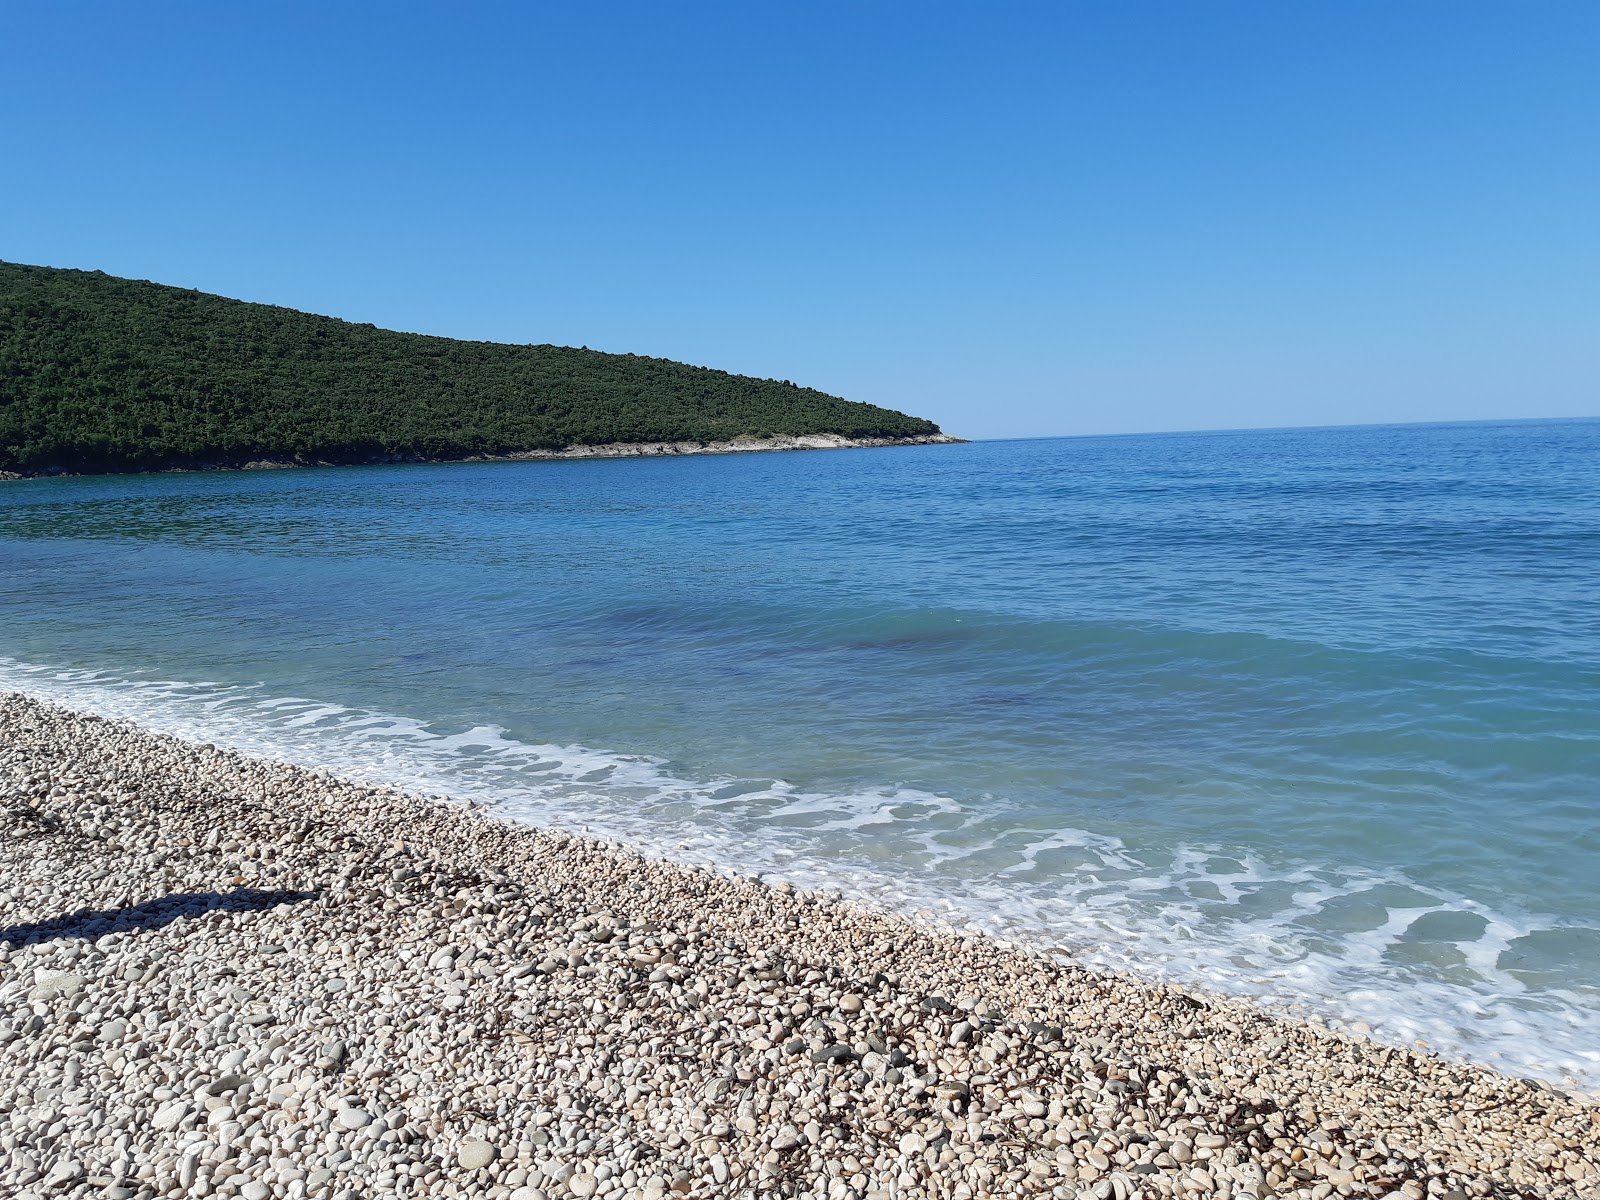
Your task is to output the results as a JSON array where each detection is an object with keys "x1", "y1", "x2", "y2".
[
  {"x1": 2, "y1": 694, "x2": 1596, "y2": 1200},
  {"x1": 0, "y1": 433, "x2": 966, "y2": 481},
  {"x1": 10, "y1": 662, "x2": 1588, "y2": 1091}
]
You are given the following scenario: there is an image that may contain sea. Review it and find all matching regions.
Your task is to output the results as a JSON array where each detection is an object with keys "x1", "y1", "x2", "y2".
[{"x1": 2, "y1": 418, "x2": 1596, "y2": 1088}]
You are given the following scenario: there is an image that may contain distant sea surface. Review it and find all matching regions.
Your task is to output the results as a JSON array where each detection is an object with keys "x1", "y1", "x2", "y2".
[{"x1": 3, "y1": 419, "x2": 1597, "y2": 1086}]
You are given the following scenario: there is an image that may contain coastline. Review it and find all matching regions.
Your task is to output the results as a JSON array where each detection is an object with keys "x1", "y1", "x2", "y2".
[
  {"x1": 1, "y1": 694, "x2": 1595, "y2": 1200},
  {"x1": 0, "y1": 433, "x2": 966, "y2": 481}
]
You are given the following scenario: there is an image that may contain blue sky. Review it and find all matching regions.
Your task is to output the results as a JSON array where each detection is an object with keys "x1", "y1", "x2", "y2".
[{"x1": 2, "y1": 2, "x2": 1596, "y2": 439}]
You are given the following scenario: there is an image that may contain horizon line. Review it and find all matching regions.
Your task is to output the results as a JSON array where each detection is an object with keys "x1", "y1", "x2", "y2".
[{"x1": 964, "y1": 413, "x2": 1597, "y2": 444}]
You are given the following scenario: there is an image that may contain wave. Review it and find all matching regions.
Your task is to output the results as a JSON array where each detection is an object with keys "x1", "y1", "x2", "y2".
[{"x1": 2, "y1": 654, "x2": 1596, "y2": 1091}]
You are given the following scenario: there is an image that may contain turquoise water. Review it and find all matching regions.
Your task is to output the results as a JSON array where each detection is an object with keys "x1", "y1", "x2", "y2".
[{"x1": 2, "y1": 419, "x2": 1597, "y2": 1085}]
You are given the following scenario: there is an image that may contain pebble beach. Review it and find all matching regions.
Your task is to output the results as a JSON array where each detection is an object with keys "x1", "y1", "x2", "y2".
[{"x1": 2, "y1": 693, "x2": 1596, "y2": 1200}]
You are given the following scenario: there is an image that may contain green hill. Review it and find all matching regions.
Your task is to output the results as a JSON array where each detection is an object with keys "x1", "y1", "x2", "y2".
[{"x1": 0, "y1": 262, "x2": 945, "y2": 475}]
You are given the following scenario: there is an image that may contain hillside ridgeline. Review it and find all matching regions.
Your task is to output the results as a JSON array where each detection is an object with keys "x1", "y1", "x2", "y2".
[{"x1": 0, "y1": 262, "x2": 950, "y2": 476}]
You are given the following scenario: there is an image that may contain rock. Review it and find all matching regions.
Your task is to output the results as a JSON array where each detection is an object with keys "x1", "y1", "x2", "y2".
[
  {"x1": 337, "y1": 1107, "x2": 374, "y2": 1131},
  {"x1": 810, "y1": 1044, "x2": 855, "y2": 1064},
  {"x1": 41, "y1": 1159, "x2": 84, "y2": 1189},
  {"x1": 898, "y1": 1132, "x2": 927, "y2": 1155},
  {"x1": 152, "y1": 1101, "x2": 190, "y2": 1132},
  {"x1": 839, "y1": 993, "x2": 863, "y2": 1013},
  {"x1": 27, "y1": 971, "x2": 84, "y2": 1000},
  {"x1": 703, "y1": 1076, "x2": 733, "y2": 1102},
  {"x1": 458, "y1": 1139, "x2": 498, "y2": 1170}
]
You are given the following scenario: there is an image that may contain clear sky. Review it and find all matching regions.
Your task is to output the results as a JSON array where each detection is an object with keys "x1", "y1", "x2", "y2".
[{"x1": 3, "y1": 3, "x2": 1596, "y2": 439}]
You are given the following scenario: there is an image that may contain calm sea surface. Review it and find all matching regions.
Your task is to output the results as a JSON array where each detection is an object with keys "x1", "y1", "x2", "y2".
[{"x1": 3, "y1": 419, "x2": 1597, "y2": 1085}]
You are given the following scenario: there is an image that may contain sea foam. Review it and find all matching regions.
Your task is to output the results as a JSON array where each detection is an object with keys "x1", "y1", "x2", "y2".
[{"x1": 5, "y1": 655, "x2": 1596, "y2": 1091}]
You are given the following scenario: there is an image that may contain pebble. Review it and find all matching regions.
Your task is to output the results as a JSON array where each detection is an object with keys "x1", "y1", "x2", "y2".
[
  {"x1": 458, "y1": 1139, "x2": 497, "y2": 1170},
  {"x1": 152, "y1": 1101, "x2": 189, "y2": 1132},
  {"x1": 27, "y1": 971, "x2": 84, "y2": 1000},
  {"x1": 0, "y1": 693, "x2": 1594, "y2": 1200},
  {"x1": 42, "y1": 1160, "x2": 84, "y2": 1189}
]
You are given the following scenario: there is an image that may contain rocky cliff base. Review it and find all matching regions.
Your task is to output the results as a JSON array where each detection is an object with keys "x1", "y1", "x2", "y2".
[{"x1": 0, "y1": 434, "x2": 966, "y2": 480}]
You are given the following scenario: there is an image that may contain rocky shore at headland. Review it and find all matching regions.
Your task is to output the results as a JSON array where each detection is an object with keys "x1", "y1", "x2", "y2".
[
  {"x1": 1, "y1": 693, "x2": 1595, "y2": 1200},
  {"x1": 0, "y1": 433, "x2": 966, "y2": 480}
]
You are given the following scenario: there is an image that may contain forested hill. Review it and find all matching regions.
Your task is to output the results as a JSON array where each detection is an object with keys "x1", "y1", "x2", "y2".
[{"x1": 0, "y1": 262, "x2": 945, "y2": 475}]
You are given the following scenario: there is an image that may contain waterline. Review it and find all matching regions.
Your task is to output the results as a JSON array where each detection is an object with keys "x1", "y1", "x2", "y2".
[{"x1": 6, "y1": 655, "x2": 1596, "y2": 1090}]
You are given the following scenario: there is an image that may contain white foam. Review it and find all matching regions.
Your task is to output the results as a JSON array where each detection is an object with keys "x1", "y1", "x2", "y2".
[{"x1": 4, "y1": 655, "x2": 1598, "y2": 1089}]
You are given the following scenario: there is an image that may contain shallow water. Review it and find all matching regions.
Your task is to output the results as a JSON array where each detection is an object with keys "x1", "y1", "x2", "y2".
[{"x1": 3, "y1": 419, "x2": 1597, "y2": 1085}]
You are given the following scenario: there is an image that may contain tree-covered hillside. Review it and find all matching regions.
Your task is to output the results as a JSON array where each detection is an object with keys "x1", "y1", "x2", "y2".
[{"x1": 0, "y1": 263, "x2": 943, "y2": 474}]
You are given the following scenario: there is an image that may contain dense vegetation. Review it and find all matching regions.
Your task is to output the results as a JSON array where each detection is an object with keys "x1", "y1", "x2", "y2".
[{"x1": 0, "y1": 262, "x2": 942, "y2": 474}]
